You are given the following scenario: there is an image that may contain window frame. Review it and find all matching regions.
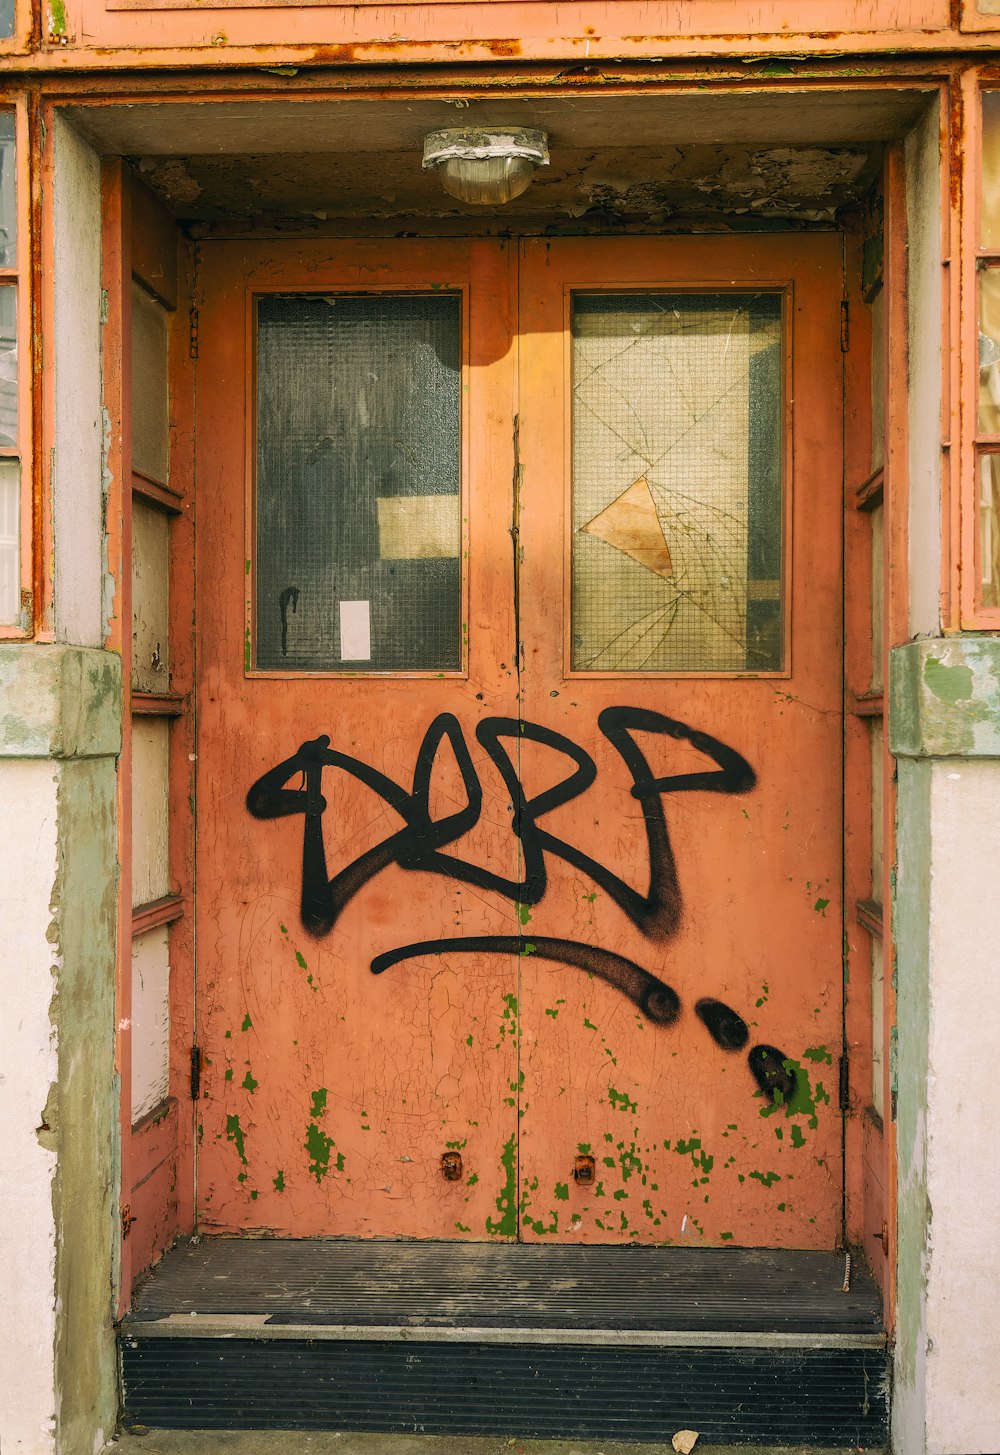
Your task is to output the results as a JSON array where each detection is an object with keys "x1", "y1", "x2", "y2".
[
  {"x1": 0, "y1": 94, "x2": 33, "y2": 640},
  {"x1": 245, "y1": 283, "x2": 471, "y2": 680}
]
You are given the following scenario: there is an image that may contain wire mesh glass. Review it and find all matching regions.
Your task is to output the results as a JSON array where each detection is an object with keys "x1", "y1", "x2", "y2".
[
  {"x1": 571, "y1": 292, "x2": 784, "y2": 673},
  {"x1": 0, "y1": 114, "x2": 14, "y2": 266},
  {"x1": 255, "y1": 293, "x2": 462, "y2": 672}
]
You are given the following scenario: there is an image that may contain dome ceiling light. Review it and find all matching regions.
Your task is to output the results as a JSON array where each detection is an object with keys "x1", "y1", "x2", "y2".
[{"x1": 422, "y1": 127, "x2": 550, "y2": 205}]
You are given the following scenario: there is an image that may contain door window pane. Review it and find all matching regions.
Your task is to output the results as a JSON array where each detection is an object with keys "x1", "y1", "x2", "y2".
[
  {"x1": 0, "y1": 115, "x2": 14, "y2": 266},
  {"x1": 571, "y1": 292, "x2": 784, "y2": 673},
  {"x1": 0, "y1": 456, "x2": 18, "y2": 623},
  {"x1": 0, "y1": 286, "x2": 15, "y2": 447},
  {"x1": 255, "y1": 293, "x2": 462, "y2": 672}
]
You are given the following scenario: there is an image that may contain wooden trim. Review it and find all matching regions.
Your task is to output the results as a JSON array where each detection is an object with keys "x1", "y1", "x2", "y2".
[
  {"x1": 856, "y1": 897, "x2": 885, "y2": 938},
  {"x1": 132, "y1": 468, "x2": 183, "y2": 513},
  {"x1": 855, "y1": 465, "x2": 885, "y2": 511},
  {"x1": 132, "y1": 691, "x2": 186, "y2": 717},
  {"x1": 132, "y1": 894, "x2": 185, "y2": 938}
]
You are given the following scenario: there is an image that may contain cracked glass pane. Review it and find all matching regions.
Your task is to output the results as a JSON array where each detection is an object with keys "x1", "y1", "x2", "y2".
[
  {"x1": 255, "y1": 293, "x2": 462, "y2": 673},
  {"x1": 571, "y1": 292, "x2": 784, "y2": 673},
  {"x1": 0, "y1": 115, "x2": 14, "y2": 265},
  {"x1": 0, "y1": 285, "x2": 16, "y2": 449}
]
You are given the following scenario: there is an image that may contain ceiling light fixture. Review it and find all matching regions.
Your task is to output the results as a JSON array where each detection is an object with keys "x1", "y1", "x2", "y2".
[{"x1": 422, "y1": 127, "x2": 549, "y2": 205}]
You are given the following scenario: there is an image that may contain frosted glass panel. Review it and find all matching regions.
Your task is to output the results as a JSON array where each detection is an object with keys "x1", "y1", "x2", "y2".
[
  {"x1": 132, "y1": 496, "x2": 171, "y2": 692},
  {"x1": 571, "y1": 292, "x2": 783, "y2": 673},
  {"x1": 0, "y1": 456, "x2": 17, "y2": 624},
  {"x1": 983, "y1": 92, "x2": 1000, "y2": 249},
  {"x1": 255, "y1": 293, "x2": 462, "y2": 672},
  {"x1": 131, "y1": 282, "x2": 170, "y2": 484},
  {"x1": 132, "y1": 717, "x2": 171, "y2": 908},
  {"x1": 980, "y1": 453, "x2": 1000, "y2": 609},
  {"x1": 131, "y1": 926, "x2": 171, "y2": 1122},
  {"x1": 0, "y1": 286, "x2": 16, "y2": 448},
  {"x1": 0, "y1": 115, "x2": 14, "y2": 266}
]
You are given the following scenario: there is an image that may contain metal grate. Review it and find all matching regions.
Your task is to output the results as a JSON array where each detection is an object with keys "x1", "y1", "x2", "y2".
[
  {"x1": 571, "y1": 292, "x2": 783, "y2": 673},
  {"x1": 255, "y1": 293, "x2": 462, "y2": 672}
]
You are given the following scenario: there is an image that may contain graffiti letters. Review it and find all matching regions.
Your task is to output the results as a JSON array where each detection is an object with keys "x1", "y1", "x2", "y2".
[{"x1": 247, "y1": 709, "x2": 794, "y2": 1101}]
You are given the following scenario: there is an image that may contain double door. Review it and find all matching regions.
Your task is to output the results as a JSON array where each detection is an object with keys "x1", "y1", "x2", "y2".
[{"x1": 193, "y1": 235, "x2": 844, "y2": 1246}]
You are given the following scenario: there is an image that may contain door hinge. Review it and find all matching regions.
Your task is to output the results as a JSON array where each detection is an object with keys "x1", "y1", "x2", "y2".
[
  {"x1": 189, "y1": 305, "x2": 200, "y2": 360},
  {"x1": 121, "y1": 1203, "x2": 135, "y2": 1240},
  {"x1": 190, "y1": 1044, "x2": 202, "y2": 1100},
  {"x1": 840, "y1": 300, "x2": 850, "y2": 353},
  {"x1": 839, "y1": 1052, "x2": 850, "y2": 1112}
]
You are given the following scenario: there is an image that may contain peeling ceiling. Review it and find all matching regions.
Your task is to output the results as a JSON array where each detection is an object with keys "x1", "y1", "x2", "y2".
[{"x1": 134, "y1": 143, "x2": 880, "y2": 226}]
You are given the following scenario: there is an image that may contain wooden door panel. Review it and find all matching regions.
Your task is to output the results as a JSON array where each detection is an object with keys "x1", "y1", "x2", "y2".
[
  {"x1": 516, "y1": 237, "x2": 844, "y2": 1248},
  {"x1": 194, "y1": 239, "x2": 522, "y2": 1239}
]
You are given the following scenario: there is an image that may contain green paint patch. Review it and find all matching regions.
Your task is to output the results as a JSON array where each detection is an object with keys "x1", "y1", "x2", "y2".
[
  {"x1": 754, "y1": 982, "x2": 770, "y2": 1008},
  {"x1": 749, "y1": 1169, "x2": 781, "y2": 1188},
  {"x1": 544, "y1": 1000, "x2": 566, "y2": 1020},
  {"x1": 273, "y1": 1169, "x2": 285, "y2": 1192},
  {"x1": 455, "y1": 1222, "x2": 472, "y2": 1233},
  {"x1": 802, "y1": 1045, "x2": 833, "y2": 1064},
  {"x1": 520, "y1": 941, "x2": 536, "y2": 957},
  {"x1": 310, "y1": 1088, "x2": 328, "y2": 1118},
  {"x1": 241, "y1": 1070, "x2": 258, "y2": 1094},
  {"x1": 577, "y1": 1142, "x2": 592, "y2": 1155},
  {"x1": 305, "y1": 1122, "x2": 335, "y2": 1183},
  {"x1": 486, "y1": 1134, "x2": 517, "y2": 1237},
  {"x1": 295, "y1": 950, "x2": 308, "y2": 970},
  {"x1": 554, "y1": 1182, "x2": 569, "y2": 1201},
  {"x1": 225, "y1": 1114, "x2": 248, "y2": 1165},
  {"x1": 608, "y1": 1086, "x2": 638, "y2": 1114},
  {"x1": 720, "y1": 1231, "x2": 734, "y2": 1241},
  {"x1": 924, "y1": 654, "x2": 973, "y2": 705},
  {"x1": 224, "y1": 1068, "x2": 233, "y2": 1082},
  {"x1": 814, "y1": 897, "x2": 830, "y2": 916},
  {"x1": 241, "y1": 1013, "x2": 253, "y2": 1032},
  {"x1": 517, "y1": 902, "x2": 532, "y2": 926},
  {"x1": 48, "y1": 0, "x2": 68, "y2": 36},
  {"x1": 466, "y1": 1172, "x2": 479, "y2": 1188},
  {"x1": 757, "y1": 1057, "x2": 829, "y2": 1132}
]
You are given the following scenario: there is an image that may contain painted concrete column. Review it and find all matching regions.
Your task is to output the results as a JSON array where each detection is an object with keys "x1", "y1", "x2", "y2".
[
  {"x1": 891, "y1": 637, "x2": 1000, "y2": 1455},
  {"x1": 0, "y1": 646, "x2": 122, "y2": 1455}
]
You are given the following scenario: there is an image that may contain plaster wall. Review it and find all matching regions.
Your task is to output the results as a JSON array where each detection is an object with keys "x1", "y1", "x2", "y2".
[
  {"x1": 905, "y1": 99, "x2": 942, "y2": 640},
  {"x1": 891, "y1": 638, "x2": 1000, "y2": 1455},
  {"x1": 52, "y1": 116, "x2": 104, "y2": 649},
  {"x1": 0, "y1": 757, "x2": 60, "y2": 1455},
  {"x1": 923, "y1": 760, "x2": 1000, "y2": 1453}
]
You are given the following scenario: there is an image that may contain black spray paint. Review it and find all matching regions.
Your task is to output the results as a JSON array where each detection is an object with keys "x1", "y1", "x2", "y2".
[{"x1": 247, "y1": 708, "x2": 796, "y2": 1102}]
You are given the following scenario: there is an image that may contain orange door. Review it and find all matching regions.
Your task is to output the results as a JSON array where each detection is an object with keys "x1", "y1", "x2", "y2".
[
  {"x1": 193, "y1": 235, "x2": 844, "y2": 1247},
  {"x1": 193, "y1": 239, "x2": 523, "y2": 1237},
  {"x1": 515, "y1": 237, "x2": 844, "y2": 1247}
]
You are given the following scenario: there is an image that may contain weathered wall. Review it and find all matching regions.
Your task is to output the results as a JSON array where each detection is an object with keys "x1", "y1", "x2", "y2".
[
  {"x1": 0, "y1": 752, "x2": 60, "y2": 1455},
  {"x1": 905, "y1": 99, "x2": 942, "y2": 641},
  {"x1": 891, "y1": 639, "x2": 1000, "y2": 1455},
  {"x1": 52, "y1": 115, "x2": 104, "y2": 649},
  {"x1": 0, "y1": 647, "x2": 122, "y2": 1455},
  {"x1": 0, "y1": 113, "x2": 121, "y2": 1455}
]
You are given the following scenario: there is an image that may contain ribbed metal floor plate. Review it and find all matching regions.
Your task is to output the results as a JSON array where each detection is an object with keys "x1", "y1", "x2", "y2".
[
  {"x1": 126, "y1": 1239, "x2": 882, "y2": 1335},
  {"x1": 121, "y1": 1337, "x2": 888, "y2": 1443}
]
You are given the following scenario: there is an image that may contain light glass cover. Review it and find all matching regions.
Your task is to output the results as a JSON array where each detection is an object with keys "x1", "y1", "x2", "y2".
[{"x1": 438, "y1": 156, "x2": 535, "y2": 205}]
